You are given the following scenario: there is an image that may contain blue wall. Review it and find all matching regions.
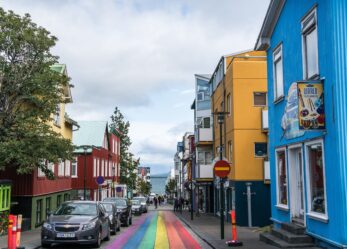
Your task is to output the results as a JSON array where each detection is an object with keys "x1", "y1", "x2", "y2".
[{"x1": 267, "y1": 0, "x2": 347, "y2": 247}]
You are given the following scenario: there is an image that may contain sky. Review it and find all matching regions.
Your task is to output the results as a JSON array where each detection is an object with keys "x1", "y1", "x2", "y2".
[{"x1": 2, "y1": 0, "x2": 269, "y2": 175}]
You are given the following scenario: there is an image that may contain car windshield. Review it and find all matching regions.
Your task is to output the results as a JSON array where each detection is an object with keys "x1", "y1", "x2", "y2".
[
  {"x1": 115, "y1": 199, "x2": 127, "y2": 206},
  {"x1": 101, "y1": 203, "x2": 113, "y2": 212},
  {"x1": 131, "y1": 200, "x2": 140, "y2": 205},
  {"x1": 134, "y1": 197, "x2": 146, "y2": 202},
  {"x1": 103, "y1": 197, "x2": 116, "y2": 202},
  {"x1": 54, "y1": 203, "x2": 97, "y2": 216}
]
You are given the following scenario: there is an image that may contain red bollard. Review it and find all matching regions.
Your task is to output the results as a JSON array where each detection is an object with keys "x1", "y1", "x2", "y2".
[
  {"x1": 7, "y1": 215, "x2": 14, "y2": 249},
  {"x1": 226, "y1": 210, "x2": 243, "y2": 247},
  {"x1": 11, "y1": 216, "x2": 17, "y2": 249}
]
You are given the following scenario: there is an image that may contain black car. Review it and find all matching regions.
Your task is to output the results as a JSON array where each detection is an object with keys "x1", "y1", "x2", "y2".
[
  {"x1": 103, "y1": 198, "x2": 132, "y2": 227},
  {"x1": 41, "y1": 201, "x2": 110, "y2": 248},
  {"x1": 100, "y1": 202, "x2": 121, "y2": 235}
]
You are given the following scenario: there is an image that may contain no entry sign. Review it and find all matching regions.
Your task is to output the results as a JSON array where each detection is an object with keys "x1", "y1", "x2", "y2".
[{"x1": 213, "y1": 160, "x2": 230, "y2": 178}]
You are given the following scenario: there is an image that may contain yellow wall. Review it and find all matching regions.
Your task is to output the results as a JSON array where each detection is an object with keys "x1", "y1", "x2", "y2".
[
  {"x1": 50, "y1": 102, "x2": 73, "y2": 141},
  {"x1": 212, "y1": 50, "x2": 267, "y2": 181}
]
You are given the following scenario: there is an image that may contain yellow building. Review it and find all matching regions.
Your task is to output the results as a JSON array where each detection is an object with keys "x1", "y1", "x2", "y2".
[{"x1": 210, "y1": 50, "x2": 270, "y2": 226}]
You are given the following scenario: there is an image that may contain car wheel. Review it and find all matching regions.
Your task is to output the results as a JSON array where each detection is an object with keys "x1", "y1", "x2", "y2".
[
  {"x1": 94, "y1": 228, "x2": 102, "y2": 248},
  {"x1": 105, "y1": 225, "x2": 111, "y2": 241},
  {"x1": 41, "y1": 242, "x2": 51, "y2": 248}
]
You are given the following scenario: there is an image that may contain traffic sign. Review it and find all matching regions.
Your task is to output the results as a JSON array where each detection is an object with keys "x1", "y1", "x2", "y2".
[
  {"x1": 96, "y1": 176, "x2": 104, "y2": 185},
  {"x1": 213, "y1": 160, "x2": 230, "y2": 178}
]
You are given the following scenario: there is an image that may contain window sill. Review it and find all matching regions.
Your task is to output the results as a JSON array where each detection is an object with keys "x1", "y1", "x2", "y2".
[
  {"x1": 307, "y1": 212, "x2": 328, "y2": 223},
  {"x1": 255, "y1": 156, "x2": 267, "y2": 159},
  {"x1": 276, "y1": 204, "x2": 289, "y2": 211},
  {"x1": 273, "y1": 95, "x2": 284, "y2": 104}
]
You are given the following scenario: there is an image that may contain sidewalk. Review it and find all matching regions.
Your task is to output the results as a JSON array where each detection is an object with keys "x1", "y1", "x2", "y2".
[
  {"x1": 0, "y1": 228, "x2": 41, "y2": 249},
  {"x1": 175, "y1": 209, "x2": 279, "y2": 249}
]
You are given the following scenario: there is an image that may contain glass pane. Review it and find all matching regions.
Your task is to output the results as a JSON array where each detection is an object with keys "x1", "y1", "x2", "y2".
[
  {"x1": 305, "y1": 28, "x2": 318, "y2": 78},
  {"x1": 275, "y1": 59, "x2": 284, "y2": 98},
  {"x1": 277, "y1": 151, "x2": 287, "y2": 205},
  {"x1": 308, "y1": 143, "x2": 325, "y2": 214},
  {"x1": 255, "y1": 143, "x2": 267, "y2": 157},
  {"x1": 198, "y1": 152, "x2": 204, "y2": 164},
  {"x1": 254, "y1": 93, "x2": 267, "y2": 106},
  {"x1": 203, "y1": 117, "x2": 210, "y2": 128},
  {"x1": 205, "y1": 152, "x2": 212, "y2": 164}
]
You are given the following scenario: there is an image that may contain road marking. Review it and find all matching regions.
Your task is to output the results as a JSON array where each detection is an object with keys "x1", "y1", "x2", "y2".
[
  {"x1": 138, "y1": 212, "x2": 158, "y2": 249},
  {"x1": 154, "y1": 211, "x2": 169, "y2": 249},
  {"x1": 163, "y1": 211, "x2": 186, "y2": 248}
]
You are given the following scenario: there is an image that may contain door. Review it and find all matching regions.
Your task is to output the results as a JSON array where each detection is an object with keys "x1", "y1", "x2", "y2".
[{"x1": 289, "y1": 147, "x2": 305, "y2": 225}]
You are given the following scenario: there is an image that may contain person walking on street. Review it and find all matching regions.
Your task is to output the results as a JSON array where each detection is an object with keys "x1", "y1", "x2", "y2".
[
  {"x1": 154, "y1": 196, "x2": 158, "y2": 209},
  {"x1": 174, "y1": 197, "x2": 178, "y2": 212}
]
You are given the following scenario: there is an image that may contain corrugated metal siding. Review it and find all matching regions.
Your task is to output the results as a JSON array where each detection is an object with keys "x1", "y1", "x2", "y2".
[{"x1": 332, "y1": 0, "x2": 347, "y2": 243}]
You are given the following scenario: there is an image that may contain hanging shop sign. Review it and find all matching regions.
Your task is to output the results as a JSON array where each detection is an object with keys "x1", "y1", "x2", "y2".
[{"x1": 297, "y1": 81, "x2": 325, "y2": 130}]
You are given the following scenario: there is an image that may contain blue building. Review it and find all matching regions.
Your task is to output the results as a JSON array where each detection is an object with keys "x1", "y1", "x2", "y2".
[{"x1": 256, "y1": 0, "x2": 347, "y2": 248}]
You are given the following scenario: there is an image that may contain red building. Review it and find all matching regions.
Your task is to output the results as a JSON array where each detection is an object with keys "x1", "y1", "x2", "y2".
[{"x1": 72, "y1": 121, "x2": 120, "y2": 201}]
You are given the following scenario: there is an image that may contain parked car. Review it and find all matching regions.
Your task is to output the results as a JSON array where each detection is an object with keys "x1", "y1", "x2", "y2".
[
  {"x1": 133, "y1": 197, "x2": 148, "y2": 213},
  {"x1": 131, "y1": 200, "x2": 142, "y2": 215},
  {"x1": 103, "y1": 197, "x2": 132, "y2": 227},
  {"x1": 41, "y1": 201, "x2": 110, "y2": 248},
  {"x1": 100, "y1": 202, "x2": 121, "y2": 235}
]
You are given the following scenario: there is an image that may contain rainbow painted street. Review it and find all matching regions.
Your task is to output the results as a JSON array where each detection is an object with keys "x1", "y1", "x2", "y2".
[{"x1": 107, "y1": 211, "x2": 203, "y2": 249}]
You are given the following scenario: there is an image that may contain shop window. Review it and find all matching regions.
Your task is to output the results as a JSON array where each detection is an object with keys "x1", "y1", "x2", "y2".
[
  {"x1": 255, "y1": 143, "x2": 267, "y2": 157},
  {"x1": 36, "y1": 199, "x2": 42, "y2": 226},
  {"x1": 276, "y1": 149, "x2": 288, "y2": 207},
  {"x1": 254, "y1": 92, "x2": 267, "y2": 106},
  {"x1": 273, "y1": 44, "x2": 284, "y2": 100},
  {"x1": 306, "y1": 141, "x2": 327, "y2": 217},
  {"x1": 302, "y1": 8, "x2": 319, "y2": 79}
]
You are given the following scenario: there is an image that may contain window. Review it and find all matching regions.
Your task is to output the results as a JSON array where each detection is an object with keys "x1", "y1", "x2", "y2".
[
  {"x1": 273, "y1": 45, "x2": 284, "y2": 100},
  {"x1": 64, "y1": 193, "x2": 70, "y2": 202},
  {"x1": 255, "y1": 143, "x2": 268, "y2": 157},
  {"x1": 58, "y1": 161, "x2": 64, "y2": 176},
  {"x1": 101, "y1": 160, "x2": 105, "y2": 176},
  {"x1": 71, "y1": 158, "x2": 78, "y2": 177},
  {"x1": 254, "y1": 92, "x2": 267, "y2": 106},
  {"x1": 97, "y1": 158, "x2": 100, "y2": 177},
  {"x1": 48, "y1": 162, "x2": 54, "y2": 174},
  {"x1": 197, "y1": 151, "x2": 212, "y2": 165},
  {"x1": 93, "y1": 158, "x2": 97, "y2": 177},
  {"x1": 38, "y1": 167, "x2": 45, "y2": 177},
  {"x1": 228, "y1": 141, "x2": 232, "y2": 162},
  {"x1": 57, "y1": 195, "x2": 61, "y2": 207},
  {"x1": 45, "y1": 197, "x2": 51, "y2": 218},
  {"x1": 221, "y1": 101, "x2": 224, "y2": 111},
  {"x1": 65, "y1": 160, "x2": 71, "y2": 176},
  {"x1": 53, "y1": 104, "x2": 61, "y2": 126},
  {"x1": 276, "y1": 149, "x2": 288, "y2": 207},
  {"x1": 227, "y1": 94, "x2": 231, "y2": 116},
  {"x1": 36, "y1": 199, "x2": 42, "y2": 226},
  {"x1": 302, "y1": 8, "x2": 319, "y2": 79},
  {"x1": 109, "y1": 160, "x2": 112, "y2": 177},
  {"x1": 306, "y1": 141, "x2": 327, "y2": 217},
  {"x1": 197, "y1": 92, "x2": 204, "y2": 101}
]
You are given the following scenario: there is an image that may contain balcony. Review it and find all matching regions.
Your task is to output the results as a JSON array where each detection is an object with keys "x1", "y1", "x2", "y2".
[
  {"x1": 262, "y1": 109, "x2": 268, "y2": 132},
  {"x1": 197, "y1": 127, "x2": 213, "y2": 144}
]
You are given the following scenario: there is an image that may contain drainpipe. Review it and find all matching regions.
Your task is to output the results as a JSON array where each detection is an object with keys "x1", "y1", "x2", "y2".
[{"x1": 244, "y1": 182, "x2": 255, "y2": 227}]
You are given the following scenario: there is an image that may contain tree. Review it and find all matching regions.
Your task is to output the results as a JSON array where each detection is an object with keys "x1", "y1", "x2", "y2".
[
  {"x1": 165, "y1": 178, "x2": 176, "y2": 198},
  {"x1": 136, "y1": 178, "x2": 151, "y2": 196},
  {"x1": 109, "y1": 107, "x2": 137, "y2": 188},
  {"x1": 0, "y1": 9, "x2": 73, "y2": 178}
]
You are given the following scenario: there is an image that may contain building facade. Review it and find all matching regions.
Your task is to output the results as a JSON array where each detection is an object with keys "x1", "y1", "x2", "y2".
[
  {"x1": 191, "y1": 74, "x2": 214, "y2": 213},
  {"x1": 0, "y1": 64, "x2": 78, "y2": 230},
  {"x1": 72, "y1": 121, "x2": 120, "y2": 201},
  {"x1": 256, "y1": 0, "x2": 347, "y2": 247},
  {"x1": 210, "y1": 51, "x2": 271, "y2": 226}
]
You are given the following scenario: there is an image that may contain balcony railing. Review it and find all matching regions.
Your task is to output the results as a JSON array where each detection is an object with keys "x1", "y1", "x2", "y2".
[
  {"x1": 197, "y1": 127, "x2": 213, "y2": 142},
  {"x1": 198, "y1": 164, "x2": 213, "y2": 178},
  {"x1": 262, "y1": 109, "x2": 269, "y2": 131}
]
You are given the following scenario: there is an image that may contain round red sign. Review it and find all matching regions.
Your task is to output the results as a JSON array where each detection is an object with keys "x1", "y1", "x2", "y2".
[{"x1": 213, "y1": 160, "x2": 230, "y2": 178}]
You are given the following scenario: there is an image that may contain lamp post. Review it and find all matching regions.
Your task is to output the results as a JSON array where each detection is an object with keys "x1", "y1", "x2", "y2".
[
  {"x1": 216, "y1": 111, "x2": 228, "y2": 240},
  {"x1": 83, "y1": 145, "x2": 88, "y2": 200}
]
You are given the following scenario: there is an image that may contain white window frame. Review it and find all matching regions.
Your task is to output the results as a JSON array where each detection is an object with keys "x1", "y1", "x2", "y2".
[
  {"x1": 101, "y1": 160, "x2": 105, "y2": 177},
  {"x1": 253, "y1": 92, "x2": 267, "y2": 107},
  {"x1": 71, "y1": 157, "x2": 78, "y2": 178},
  {"x1": 47, "y1": 162, "x2": 54, "y2": 174},
  {"x1": 58, "y1": 161, "x2": 64, "y2": 176},
  {"x1": 304, "y1": 139, "x2": 328, "y2": 222},
  {"x1": 65, "y1": 160, "x2": 71, "y2": 176},
  {"x1": 273, "y1": 44, "x2": 284, "y2": 102},
  {"x1": 301, "y1": 7, "x2": 319, "y2": 80},
  {"x1": 197, "y1": 151, "x2": 212, "y2": 165},
  {"x1": 275, "y1": 147, "x2": 289, "y2": 210},
  {"x1": 93, "y1": 158, "x2": 97, "y2": 177}
]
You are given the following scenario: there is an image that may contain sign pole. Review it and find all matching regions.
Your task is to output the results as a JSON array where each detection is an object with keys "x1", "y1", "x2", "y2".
[{"x1": 219, "y1": 116, "x2": 224, "y2": 240}]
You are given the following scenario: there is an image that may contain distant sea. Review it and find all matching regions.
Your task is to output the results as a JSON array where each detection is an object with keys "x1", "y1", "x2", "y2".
[{"x1": 151, "y1": 173, "x2": 169, "y2": 195}]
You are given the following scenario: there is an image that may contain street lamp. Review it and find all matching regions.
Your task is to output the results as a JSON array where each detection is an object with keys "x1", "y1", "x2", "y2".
[
  {"x1": 83, "y1": 145, "x2": 88, "y2": 200},
  {"x1": 215, "y1": 111, "x2": 229, "y2": 240}
]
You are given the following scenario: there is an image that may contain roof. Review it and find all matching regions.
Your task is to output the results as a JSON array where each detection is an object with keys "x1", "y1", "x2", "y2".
[
  {"x1": 73, "y1": 121, "x2": 108, "y2": 153},
  {"x1": 255, "y1": 0, "x2": 285, "y2": 50},
  {"x1": 50, "y1": 63, "x2": 73, "y2": 103},
  {"x1": 194, "y1": 74, "x2": 211, "y2": 80},
  {"x1": 64, "y1": 113, "x2": 79, "y2": 128}
]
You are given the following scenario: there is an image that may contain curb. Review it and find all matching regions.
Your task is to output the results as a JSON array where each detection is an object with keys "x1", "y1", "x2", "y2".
[{"x1": 174, "y1": 212, "x2": 216, "y2": 249}]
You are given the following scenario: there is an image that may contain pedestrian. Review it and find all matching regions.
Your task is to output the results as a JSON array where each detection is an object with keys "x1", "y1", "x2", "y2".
[
  {"x1": 154, "y1": 196, "x2": 158, "y2": 209},
  {"x1": 180, "y1": 197, "x2": 185, "y2": 211},
  {"x1": 174, "y1": 197, "x2": 178, "y2": 212},
  {"x1": 158, "y1": 196, "x2": 161, "y2": 206}
]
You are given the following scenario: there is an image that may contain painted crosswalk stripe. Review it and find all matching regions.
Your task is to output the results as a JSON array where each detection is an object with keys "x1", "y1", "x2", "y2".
[
  {"x1": 138, "y1": 212, "x2": 158, "y2": 249},
  {"x1": 154, "y1": 211, "x2": 169, "y2": 249}
]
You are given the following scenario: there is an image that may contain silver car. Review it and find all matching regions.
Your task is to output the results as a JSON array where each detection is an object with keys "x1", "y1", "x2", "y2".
[{"x1": 41, "y1": 201, "x2": 110, "y2": 248}]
